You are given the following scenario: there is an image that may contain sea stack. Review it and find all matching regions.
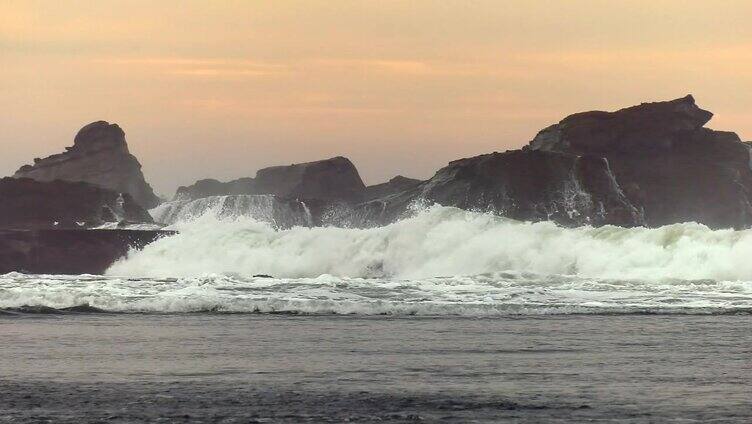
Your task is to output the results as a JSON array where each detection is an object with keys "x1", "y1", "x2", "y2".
[
  {"x1": 528, "y1": 95, "x2": 752, "y2": 228},
  {"x1": 13, "y1": 121, "x2": 160, "y2": 209},
  {"x1": 354, "y1": 95, "x2": 752, "y2": 229},
  {"x1": 175, "y1": 156, "x2": 366, "y2": 202}
]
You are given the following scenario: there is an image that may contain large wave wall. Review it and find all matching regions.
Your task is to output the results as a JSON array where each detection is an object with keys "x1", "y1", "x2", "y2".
[{"x1": 108, "y1": 205, "x2": 752, "y2": 282}]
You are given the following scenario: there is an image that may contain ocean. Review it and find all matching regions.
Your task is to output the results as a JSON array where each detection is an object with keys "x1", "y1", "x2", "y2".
[{"x1": 2, "y1": 206, "x2": 752, "y2": 422}]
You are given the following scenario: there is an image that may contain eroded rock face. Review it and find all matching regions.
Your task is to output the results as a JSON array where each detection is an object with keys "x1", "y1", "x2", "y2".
[
  {"x1": 420, "y1": 151, "x2": 642, "y2": 226},
  {"x1": 349, "y1": 95, "x2": 752, "y2": 229},
  {"x1": 351, "y1": 150, "x2": 643, "y2": 227},
  {"x1": 13, "y1": 121, "x2": 160, "y2": 209},
  {"x1": 0, "y1": 177, "x2": 153, "y2": 230},
  {"x1": 528, "y1": 95, "x2": 752, "y2": 229},
  {"x1": 176, "y1": 156, "x2": 366, "y2": 202}
]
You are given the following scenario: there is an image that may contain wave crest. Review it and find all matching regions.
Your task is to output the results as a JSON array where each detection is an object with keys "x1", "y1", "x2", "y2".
[{"x1": 109, "y1": 205, "x2": 752, "y2": 281}]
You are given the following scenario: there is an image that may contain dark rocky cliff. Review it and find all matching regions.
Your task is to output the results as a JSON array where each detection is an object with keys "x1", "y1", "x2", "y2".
[
  {"x1": 0, "y1": 177, "x2": 153, "y2": 230},
  {"x1": 0, "y1": 177, "x2": 160, "y2": 274},
  {"x1": 176, "y1": 156, "x2": 366, "y2": 202},
  {"x1": 351, "y1": 95, "x2": 752, "y2": 229},
  {"x1": 0, "y1": 229, "x2": 172, "y2": 274},
  {"x1": 13, "y1": 121, "x2": 160, "y2": 209},
  {"x1": 350, "y1": 150, "x2": 642, "y2": 227},
  {"x1": 527, "y1": 95, "x2": 752, "y2": 228}
]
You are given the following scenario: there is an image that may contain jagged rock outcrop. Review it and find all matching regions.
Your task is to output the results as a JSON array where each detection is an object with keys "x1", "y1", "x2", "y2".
[
  {"x1": 351, "y1": 150, "x2": 642, "y2": 227},
  {"x1": 176, "y1": 156, "x2": 366, "y2": 202},
  {"x1": 415, "y1": 150, "x2": 640, "y2": 226},
  {"x1": 13, "y1": 121, "x2": 160, "y2": 209},
  {"x1": 352, "y1": 95, "x2": 752, "y2": 229},
  {"x1": 528, "y1": 95, "x2": 752, "y2": 229},
  {"x1": 0, "y1": 177, "x2": 153, "y2": 230}
]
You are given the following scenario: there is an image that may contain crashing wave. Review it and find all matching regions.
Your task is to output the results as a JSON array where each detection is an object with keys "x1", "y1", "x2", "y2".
[
  {"x1": 109, "y1": 204, "x2": 752, "y2": 282},
  {"x1": 150, "y1": 194, "x2": 313, "y2": 228}
]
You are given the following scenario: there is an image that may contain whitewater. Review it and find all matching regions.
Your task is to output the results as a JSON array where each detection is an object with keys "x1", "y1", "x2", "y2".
[{"x1": 3, "y1": 205, "x2": 752, "y2": 315}]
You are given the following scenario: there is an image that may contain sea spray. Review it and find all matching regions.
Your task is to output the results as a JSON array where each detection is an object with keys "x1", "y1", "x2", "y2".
[
  {"x1": 108, "y1": 205, "x2": 752, "y2": 281},
  {"x1": 150, "y1": 194, "x2": 313, "y2": 227}
]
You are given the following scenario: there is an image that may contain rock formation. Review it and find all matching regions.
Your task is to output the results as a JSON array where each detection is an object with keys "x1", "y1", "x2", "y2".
[
  {"x1": 13, "y1": 121, "x2": 160, "y2": 209},
  {"x1": 4, "y1": 94, "x2": 752, "y2": 275},
  {"x1": 0, "y1": 177, "x2": 153, "y2": 230},
  {"x1": 351, "y1": 151, "x2": 642, "y2": 227},
  {"x1": 528, "y1": 95, "x2": 752, "y2": 228},
  {"x1": 0, "y1": 229, "x2": 172, "y2": 274},
  {"x1": 21, "y1": 95, "x2": 740, "y2": 233},
  {"x1": 176, "y1": 156, "x2": 366, "y2": 202},
  {"x1": 352, "y1": 95, "x2": 752, "y2": 229},
  {"x1": 529, "y1": 95, "x2": 714, "y2": 154}
]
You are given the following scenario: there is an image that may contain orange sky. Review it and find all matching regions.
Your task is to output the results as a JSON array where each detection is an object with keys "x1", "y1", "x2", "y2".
[{"x1": 2, "y1": 0, "x2": 751, "y2": 196}]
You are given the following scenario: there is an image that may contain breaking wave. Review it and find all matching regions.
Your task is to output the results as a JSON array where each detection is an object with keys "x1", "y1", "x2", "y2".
[
  {"x1": 5, "y1": 205, "x2": 752, "y2": 316},
  {"x1": 150, "y1": 194, "x2": 313, "y2": 227},
  {"x1": 110, "y1": 205, "x2": 752, "y2": 282}
]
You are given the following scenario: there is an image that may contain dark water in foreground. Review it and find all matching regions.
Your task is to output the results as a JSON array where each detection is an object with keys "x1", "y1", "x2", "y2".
[{"x1": 1, "y1": 314, "x2": 750, "y2": 423}]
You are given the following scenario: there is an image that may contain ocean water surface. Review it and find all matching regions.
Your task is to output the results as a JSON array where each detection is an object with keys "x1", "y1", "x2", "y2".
[{"x1": 2, "y1": 206, "x2": 752, "y2": 422}]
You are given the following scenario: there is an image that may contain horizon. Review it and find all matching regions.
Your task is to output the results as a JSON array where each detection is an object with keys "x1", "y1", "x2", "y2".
[{"x1": 3, "y1": 1, "x2": 752, "y2": 196}]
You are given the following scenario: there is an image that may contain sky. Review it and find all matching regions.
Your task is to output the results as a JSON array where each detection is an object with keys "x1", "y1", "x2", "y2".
[{"x1": 2, "y1": 0, "x2": 751, "y2": 196}]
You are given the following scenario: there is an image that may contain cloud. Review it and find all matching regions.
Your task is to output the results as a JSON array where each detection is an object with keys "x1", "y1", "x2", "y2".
[
  {"x1": 512, "y1": 45, "x2": 752, "y2": 77},
  {"x1": 94, "y1": 57, "x2": 290, "y2": 78}
]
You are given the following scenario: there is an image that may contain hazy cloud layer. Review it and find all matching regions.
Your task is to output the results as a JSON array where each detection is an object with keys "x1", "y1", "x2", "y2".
[{"x1": 2, "y1": 0, "x2": 751, "y2": 196}]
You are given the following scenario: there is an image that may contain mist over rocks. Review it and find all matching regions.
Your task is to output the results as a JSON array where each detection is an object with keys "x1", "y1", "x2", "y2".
[
  {"x1": 13, "y1": 121, "x2": 160, "y2": 209},
  {"x1": 168, "y1": 160, "x2": 423, "y2": 228}
]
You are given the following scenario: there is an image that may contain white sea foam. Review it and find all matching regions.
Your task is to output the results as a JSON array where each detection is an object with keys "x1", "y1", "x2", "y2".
[
  {"x1": 1, "y1": 272, "x2": 750, "y2": 315},
  {"x1": 109, "y1": 205, "x2": 752, "y2": 282},
  {"x1": 150, "y1": 194, "x2": 312, "y2": 228},
  {"x1": 5, "y1": 205, "x2": 752, "y2": 315}
]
